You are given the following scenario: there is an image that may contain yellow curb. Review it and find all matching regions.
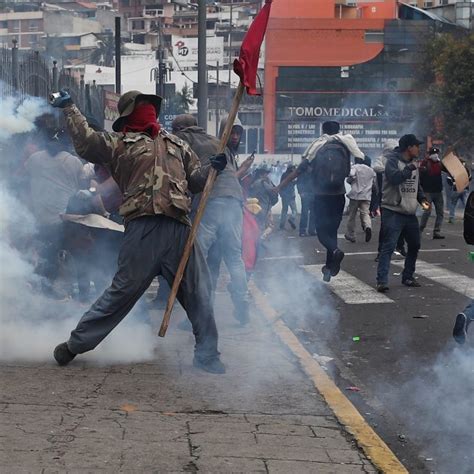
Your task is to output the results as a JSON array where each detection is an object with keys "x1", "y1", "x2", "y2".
[{"x1": 250, "y1": 281, "x2": 408, "y2": 474}]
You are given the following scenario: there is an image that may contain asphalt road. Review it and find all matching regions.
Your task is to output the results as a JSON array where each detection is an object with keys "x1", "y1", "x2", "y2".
[{"x1": 254, "y1": 214, "x2": 473, "y2": 474}]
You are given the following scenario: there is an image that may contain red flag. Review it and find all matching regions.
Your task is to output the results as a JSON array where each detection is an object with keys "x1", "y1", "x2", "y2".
[{"x1": 233, "y1": 0, "x2": 273, "y2": 96}]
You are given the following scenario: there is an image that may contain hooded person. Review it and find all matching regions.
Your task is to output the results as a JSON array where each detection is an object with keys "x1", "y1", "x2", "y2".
[
  {"x1": 171, "y1": 114, "x2": 251, "y2": 326},
  {"x1": 419, "y1": 146, "x2": 445, "y2": 239},
  {"x1": 50, "y1": 89, "x2": 228, "y2": 374}
]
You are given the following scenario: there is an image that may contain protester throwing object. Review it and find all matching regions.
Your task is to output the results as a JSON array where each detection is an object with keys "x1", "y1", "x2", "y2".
[{"x1": 50, "y1": 89, "x2": 227, "y2": 374}]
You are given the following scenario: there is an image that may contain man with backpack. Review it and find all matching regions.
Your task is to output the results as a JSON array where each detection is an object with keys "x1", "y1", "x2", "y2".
[{"x1": 277, "y1": 120, "x2": 364, "y2": 281}]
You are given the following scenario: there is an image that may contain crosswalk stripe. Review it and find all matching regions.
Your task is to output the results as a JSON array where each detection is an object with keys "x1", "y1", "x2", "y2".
[
  {"x1": 392, "y1": 260, "x2": 474, "y2": 298},
  {"x1": 301, "y1": 264, "x2": 394, "y2": 304}
]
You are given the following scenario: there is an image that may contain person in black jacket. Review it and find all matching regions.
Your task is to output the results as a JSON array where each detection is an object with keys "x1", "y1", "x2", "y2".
[
  {"x1": 279, "y1": 164, "x2": 297, "y2": 230},
  {"x1": 419, "y1": 147, "x2": 445, "y2": 239}
]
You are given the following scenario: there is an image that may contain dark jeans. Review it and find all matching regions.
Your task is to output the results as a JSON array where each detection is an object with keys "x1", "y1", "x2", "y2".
[
  {"x1": 279, "y1": 196, "x2": 297, "y2": 229},
  {"x1": 35, "y1": 223, "x2": 64, "y2": 283},
  {"x1": 299, "y1": 193, "x2": 316, "y2": 234},
  {"x1": 376, "y1": 208, "x2": 420, "y2": 285},
  {"x1": 68, "y1": 215, "x2": 219, "y2": 361},
  {"x1": 313, "y1": 194, "x2": 345, "y2": 267}
]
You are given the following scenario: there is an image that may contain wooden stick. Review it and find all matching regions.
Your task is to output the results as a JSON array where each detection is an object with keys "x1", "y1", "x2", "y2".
[{"x1": 158, "y1": 81, "x2": 245, "y2": 337}]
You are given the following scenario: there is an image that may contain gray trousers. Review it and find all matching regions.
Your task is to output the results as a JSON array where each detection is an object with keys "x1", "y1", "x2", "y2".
[
  {"x1": 197, "y1": 197, "x2": 249, "y2": 319},
  {"x1": 419, "y1": 192, "x2": 444, "y2": 233},
  {"x1": 346, "y1": 199, "x2": 371, "y2": 239},
  {"x1": 68, "y1": 215, "x2": 219, "y2": 361}
]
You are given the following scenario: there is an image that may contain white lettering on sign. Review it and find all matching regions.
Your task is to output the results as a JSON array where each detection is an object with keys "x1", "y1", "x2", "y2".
[{"x1": 288, "y1": 106, "x2": 387, "y2": 118}]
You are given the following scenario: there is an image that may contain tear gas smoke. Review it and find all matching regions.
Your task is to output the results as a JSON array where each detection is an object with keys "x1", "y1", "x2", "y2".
[
  {"x1": 382, "y1": 345, "x2": 474, "y2": 474},
  {"x1": 0, "y1": 95, "x2": 49, "y2": 143},
  {"x1": 0, "y1": 93, "x2": 157, "y2": 364},
  {"x1": 0, "y1": 185, "x2": 157, "y2": 364}
]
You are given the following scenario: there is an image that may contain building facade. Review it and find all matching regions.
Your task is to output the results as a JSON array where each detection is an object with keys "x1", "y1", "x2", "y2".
[{"x1": 263, "y1": 0, "x2": 458, "y2": 155}]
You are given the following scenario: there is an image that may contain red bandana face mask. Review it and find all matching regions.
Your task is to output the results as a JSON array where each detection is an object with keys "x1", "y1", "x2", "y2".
[{"x1": 122, "y1": 103, "x2": 161, "y2": 139}]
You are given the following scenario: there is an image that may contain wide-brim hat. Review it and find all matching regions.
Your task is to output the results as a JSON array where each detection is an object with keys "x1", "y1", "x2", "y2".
[{"x1": 112, "y1": 90, "x2": 162, "y2": 132}]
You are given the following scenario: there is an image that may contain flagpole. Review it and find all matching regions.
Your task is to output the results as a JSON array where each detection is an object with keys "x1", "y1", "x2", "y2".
[{"x1": 158, "y1": 81, "x2": 245, "y2": 337}]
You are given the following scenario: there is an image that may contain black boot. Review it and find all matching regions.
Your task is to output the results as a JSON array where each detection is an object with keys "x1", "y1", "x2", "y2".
[{"x1": 54, "y1": 342, "x2": 76, "y2": 366}]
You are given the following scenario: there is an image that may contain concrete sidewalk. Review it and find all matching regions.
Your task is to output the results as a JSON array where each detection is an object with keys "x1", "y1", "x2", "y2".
[{"x1": 0, "y1": 289, "x2": 377, "y2": 473}]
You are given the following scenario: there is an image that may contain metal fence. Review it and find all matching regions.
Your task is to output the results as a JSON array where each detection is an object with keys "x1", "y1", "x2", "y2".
[{"x1": 0, "y1": 41, "x2": 105, "y2": 125}]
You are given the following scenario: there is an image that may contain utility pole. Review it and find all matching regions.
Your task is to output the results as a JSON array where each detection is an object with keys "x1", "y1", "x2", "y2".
[
  {"x1": 228, "y1": 3, "x2": 233, "y2": 88},
  {"x1": 215, "y1": 61, "x2": 220, "y2": 136},
  {"x1": 11, "y1": 39, "x2": 19, "y2": 92},
  {"x1": 197, "y1": 0, "x2": 207, "y2": 130},
  {"x1": 156, "y1": 21, "x2": 165, "y2": 98},
  {"x1": 115, "y1": 16, "x2": 121, "y2": 94}
]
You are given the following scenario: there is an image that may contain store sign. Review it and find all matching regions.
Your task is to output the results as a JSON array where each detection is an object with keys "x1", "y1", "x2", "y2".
[
  {"x1": 172, "y1": 35, "x2": 224, "y2": 68},
  {"x1": 275, "y1": 92, "x2": 422, "y2": 155}
]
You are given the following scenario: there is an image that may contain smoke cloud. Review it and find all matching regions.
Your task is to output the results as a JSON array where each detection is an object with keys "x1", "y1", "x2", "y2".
[
  {"x1": 379, "y1": 345, "x2": 474, "y2": 474},
  {"x1": 0, "y1": 95, "x2": 49, "y2": 143},
  {"x1": 0, "y1": 93, "x2": 157, "y2": 365}
]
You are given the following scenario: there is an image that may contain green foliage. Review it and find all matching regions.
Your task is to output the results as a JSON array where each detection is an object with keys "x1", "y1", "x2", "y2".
[
  {"x1": 168, "y1": 83, "x2": 195, "y2": 114},
  {"x1": 420, "y1": 32, "x2": 474, "y2": 150}
]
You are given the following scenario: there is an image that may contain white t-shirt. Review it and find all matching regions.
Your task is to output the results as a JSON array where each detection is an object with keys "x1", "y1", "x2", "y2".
[{"x1": 25, "y1": 150, "x2": 84, "y2": 226}]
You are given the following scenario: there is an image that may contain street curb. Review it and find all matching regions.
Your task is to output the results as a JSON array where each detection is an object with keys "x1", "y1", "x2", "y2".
[{"x1": 249, "y1": 281, "x2": 408, "y2": 474}]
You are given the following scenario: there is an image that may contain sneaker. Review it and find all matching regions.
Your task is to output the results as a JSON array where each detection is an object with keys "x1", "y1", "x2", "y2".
[
  {"x1": 330, "y1": 249, "x2": 345, "y2": 277},
  {"x1": 365, "y1": 227, "x2": 372, "y2": 243},
  {"x1": 322, "y1": 266, "x2": 331, "y2": 282},
  {"x1": 344, "y1": 234, "x2": 356, "y2": 243},
  {"x1": 374, "y1": 253, "x2": 380, "y2": 262},
  {"x1": 299, "y1": 231, "x2": 307, "y2": 237},
  {"x1": 453, "y1": 313, "x2": 470, "y2": 345},
  {"x1": 376, "y1": 283, "x2": 389, "y2": 293},
  {"x1": 193, "y1": 356, "x2": 226, "y2": 374},
  {"x1": 53, "y1": 342, "x2": 76, "y2": 366},
  {"x1": 402, "y1": 278, "x2": 421, "y2": 288},
  {"x1": 433, "y1": 233, "x2": 445, "y2": 240},
  {"x1": 288, "y1": 217, "x2": 297, "y2": 230},
  {"x1": 396, "y1": 246, "x2": 407, "y2": 257}
]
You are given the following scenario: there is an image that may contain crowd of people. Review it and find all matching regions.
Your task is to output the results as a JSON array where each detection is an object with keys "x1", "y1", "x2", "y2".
[{"x1": 2, "y1": 89, "x2": 473, "y2": 373}]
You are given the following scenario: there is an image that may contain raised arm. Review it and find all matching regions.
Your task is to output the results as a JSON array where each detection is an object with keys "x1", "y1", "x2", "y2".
[{"x1": 63, "y1": 105, "x2": 121, "y2": 165}]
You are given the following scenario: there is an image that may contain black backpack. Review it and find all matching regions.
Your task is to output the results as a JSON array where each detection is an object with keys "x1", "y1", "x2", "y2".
[
  {"x1": 464, "y1": 191, "x2": 474, "y2": 245},
  {"x1": 311, "y1": 140, "x2": 351, "y2": 194}
]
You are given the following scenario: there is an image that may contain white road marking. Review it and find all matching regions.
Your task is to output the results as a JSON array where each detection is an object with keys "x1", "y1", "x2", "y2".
[
  {"x1": 392, "y1": 259, "x2": 474, "y2": 298},
  {"x1": 301, "y1": 264, "x2": 394, "y2": 304},
  {"x1": 343, "y1": 249, "x2": 459, "y2": 256},
  {"x1": 261, "y1": 255, "x2": 304, "y2": 261}
]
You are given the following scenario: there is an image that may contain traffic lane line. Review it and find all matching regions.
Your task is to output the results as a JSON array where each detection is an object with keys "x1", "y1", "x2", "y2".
[
  {"x1": 301, "y1": 264, "x2": 394, "y2": 304},
  {"x1": 249, "y1": 281, "x2": 408, "y2": 474},
  {"x1": 260, "y1": 249, "x2": 460, "y2": 260},
  {"x1": 392, "y1": 259, "x2": 474, "y2": 299}
]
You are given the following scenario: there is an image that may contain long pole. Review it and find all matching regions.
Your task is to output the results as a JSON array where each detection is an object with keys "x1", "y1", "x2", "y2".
[
  {"x1": 115, "y1": 16, "x2": 121, "y2": 94},
  {"x1": 197, "y1": 0, "x2": 207, "y2": 130},
  {"x1": 158, "y1": 82, "x2": 245, "y2": 337}
]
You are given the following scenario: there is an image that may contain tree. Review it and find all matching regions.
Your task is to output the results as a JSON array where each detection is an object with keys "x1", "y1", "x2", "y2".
[
  {"x1": 420, "y1": 32, "x2": 474, "y2": 153},
  {"x1": 168, "y1": 83, "x2": 195, "y2": 115}
]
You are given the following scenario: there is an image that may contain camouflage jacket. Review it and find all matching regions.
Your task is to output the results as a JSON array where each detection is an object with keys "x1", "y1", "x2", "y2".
[{"x1": 64, "y1": 105, "x2": 210, "y2": 225}]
